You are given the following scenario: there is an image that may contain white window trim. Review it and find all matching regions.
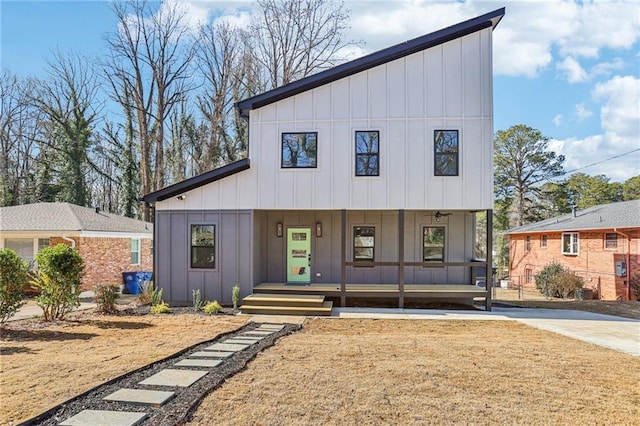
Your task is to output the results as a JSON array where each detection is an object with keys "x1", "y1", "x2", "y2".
[
  {"x1": 131, "y1": 238, "x2": 141, "y2": 265},
  {"x1": 562, "y1": 232, "x2": 579, "y2": 255}
]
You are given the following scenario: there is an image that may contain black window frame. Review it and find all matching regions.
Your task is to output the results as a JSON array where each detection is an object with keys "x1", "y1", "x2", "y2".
[
  {"x1": 422, "y1": 226, "x2": 446, "y2": 262},
  {"x1": 353, "y1": 226, "x2": 375, "y2": 263},
  {"x1": 434, "y1": 129, "x2": 459, "y2": 176},
  {"x1": 355, "y1": 130, "x2": 380, "y2": 176},
  {"x1": 281, "y1": 132, "x2": 318, "y2": 169},
  {"x1": 190, "y1": 224, "x2": 216, "y2": 269}
]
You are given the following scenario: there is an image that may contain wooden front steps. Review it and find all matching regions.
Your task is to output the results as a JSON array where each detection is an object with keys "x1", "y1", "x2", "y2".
[{"x1": 240, "y1": 294, "x2": 333, "y2": 316}]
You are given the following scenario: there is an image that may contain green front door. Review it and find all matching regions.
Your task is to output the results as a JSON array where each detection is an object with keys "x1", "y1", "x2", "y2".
[{"x1": 286, "y1": 227, "x2": 311, "y2": 283}]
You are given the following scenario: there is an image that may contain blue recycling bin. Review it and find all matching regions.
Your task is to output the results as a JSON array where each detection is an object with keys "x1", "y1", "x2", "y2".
[{"x1": 122, "y1": 271, "x2": 152, "y2": 294}]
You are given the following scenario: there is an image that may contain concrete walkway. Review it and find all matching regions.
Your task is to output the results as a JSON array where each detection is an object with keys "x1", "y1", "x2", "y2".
[{"x1": 332, "y1": 307, "x2": 640, "y2": 356}]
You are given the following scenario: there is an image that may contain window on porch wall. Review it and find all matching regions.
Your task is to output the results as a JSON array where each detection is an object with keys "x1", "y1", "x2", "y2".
[
  {"x1": 353, "y1": 226, "x2": 375, "y2": 262},
  {"x1": 423, "y1": 226, "x2": 445, "y2": 262}
]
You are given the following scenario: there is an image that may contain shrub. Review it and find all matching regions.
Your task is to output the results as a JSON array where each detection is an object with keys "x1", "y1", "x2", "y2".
[
  {"x1": 192, "y1": 289, "x2": 203, "y2": 312},
  {"x1": 534, "y1": 262, "x2": 583, "y2": 299},
  {"x1": 0, "y1": 249, "x2": 28, "y2": 323},
  {"x1": 150, "y1": 302, "x2": 170, "y2": 314},
  {"x1": 232, "y1": 284, "x2": 241, "y2": 309},
  {"x1": 203, "y1": 300, "x2": 222, "y2": 315},
  {"x1": 137, "y1": 281, "x2": 154, "y2": 305},
  {"x1": 31, "y1": 244, "x2": 84, "y2": 321},
  {"x1": 151, "y1": 287, "x2": 163, "y2": 307},
  {"x1": 93, "y1": 283, "x2": 120, "y2": 314}
]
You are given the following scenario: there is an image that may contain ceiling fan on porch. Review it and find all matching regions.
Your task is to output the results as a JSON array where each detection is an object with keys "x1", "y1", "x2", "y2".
[{"x1": 434, "y1": 211, "x2": 452, "y2": 222}]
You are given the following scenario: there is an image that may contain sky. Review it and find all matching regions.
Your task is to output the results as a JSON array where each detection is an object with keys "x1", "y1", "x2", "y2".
[{"x1": 1, "y1": 0, "x2": 639, "y2": 182}]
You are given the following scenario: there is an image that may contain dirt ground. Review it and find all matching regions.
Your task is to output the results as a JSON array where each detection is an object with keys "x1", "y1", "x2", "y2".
[
  {"x1": 494, "y1": 288, "x2": 640, "y2": 320},
  {"x1": 2, "y1": 303, "x2": 640, "y2": 426},
  {"x1": 0, "y1": 312, "x2": 247, "y2": 425},
  {"x1": 189, "y1": 319, "x2": 640, "y2": 425}
]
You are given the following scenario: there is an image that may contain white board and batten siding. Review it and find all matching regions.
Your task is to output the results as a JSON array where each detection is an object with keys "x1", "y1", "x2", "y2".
[{"x1": 157, "y1": 29, "x2": 494, "y2": 212}]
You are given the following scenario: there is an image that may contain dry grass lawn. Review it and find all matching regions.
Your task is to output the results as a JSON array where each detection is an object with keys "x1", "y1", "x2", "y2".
[
  {"x1": 190, "y1": 319, "x2": 640, "y2": 426},
  {"x1": 0, "y1": 313, "x2": 246, "y2": 425}
]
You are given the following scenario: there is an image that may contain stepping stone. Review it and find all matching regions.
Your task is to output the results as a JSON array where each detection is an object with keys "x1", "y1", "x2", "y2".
[
  {"x1": 103, "y1": 388, "x2": 174, "y2": 407},
  {"x1": 224, "y1": 338, "x2": 261, "y2": 345},
  {"x1": 242, "y1": 330, "x2": 273, "y2": 336},
  {"x1": 257, "y1": 324, "x2": 285, "y2": 331},
  {"x1": 139, "y1": 369, "x2": 207, "y2": 387},
  {"x1": 194, "y1": 350, "x2": 234, "y2": 358},
  {"x1": 204, "y1": 342, "x2": 250, "y2": 352},
  {"x1": 174, "y1": 359, "x2": 223, "y2": 368},
  {"x1": 59, "y1": 409, "x2": 147, "y2": 426}
]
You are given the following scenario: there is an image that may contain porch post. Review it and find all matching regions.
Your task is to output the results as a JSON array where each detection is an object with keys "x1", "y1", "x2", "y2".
[
  {"x1": 341, "y1": 209, "x2": 347, "y2": 307},
  {"x1": 398, "y1": 209, "x2": 405, "y2": 308},
  {"x1": 485, "y1": 209, "x2": 493, "y2": 311}
]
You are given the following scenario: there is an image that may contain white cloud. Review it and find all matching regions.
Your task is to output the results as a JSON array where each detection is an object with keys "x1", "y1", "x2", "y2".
[
  {"x1": 557, "y1": 57, "x2": 588, "y2": 83},
  {"x1": 553, "y1": 114, "x2": 563, "y2": 126},
  {"x1": 574, "y1": 103, "x2": 593, "y2": 121},
  {"x1": 593, "y1": 75, "x2": 640, "y2": 138}
]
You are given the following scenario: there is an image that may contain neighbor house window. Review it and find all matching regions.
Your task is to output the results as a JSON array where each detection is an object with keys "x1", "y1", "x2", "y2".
[
  {"x1": 562, "y1": 232, "x2": 579, "y2": 255},
  {"x1": 130, "y1": 239, "x2": 140, "y2": 265},
  {"x1": 191, "y1": 225, "x2": 215, "y2": 269},
  {"x1": 353, "y1": 226, "x2": 375, "y2": 262},
  {"x1": 541, "y1": 235, "x2": 548, "y2": 247},
  {"x1": 4, "y1": 238, "x2": 35, "y2": 266},
  {"x1": 282, "y1": 132, "x2": 317, "y2": 168},
  {"x1": 605, "y1": 233, "x2": 618, "y2": 249},
  {"x1": 525, "y1": 268, "x2": 533, "y2": 284},
  {"x1": 525, "y1": 236, "x2": 531, "y2": 252},
  {"x1": 434, "y1": 130, "x2": 459, "y2": 176},
  {"x1": 38, "y1": 238, "x2": 50, "y2": 251},
  {"x1": 355, "y1": 131, "x2": 379, "y2": 176},
  {"x1": 423, "y1": 226, "x2": 445, "y2": 262}
]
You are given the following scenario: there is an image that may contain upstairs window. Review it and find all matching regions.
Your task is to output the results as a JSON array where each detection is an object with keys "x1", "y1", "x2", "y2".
[
  {"x1": 191, "y1": 225, "x2": 215, "y2": 269},
  {"x1": 423, "y1": 226, "x2": 445, "y2": 262},
  {"x1": 541, "y1": 235, "x2": 548, "y2": 247},
  {"x1": 282, "y1": 132, "x2": 317, "y2": 168},
  {"x1": 353, "y1": 226, "x2": 375, "y2": 262},
  {"x1": 605, "y1": 233, "x2": 618, "y2": 249},
  {"x1": 355, "y1": 131, "x2": 379, "y2": 176},
  {"x1": 562, "y1": 232, "x2": 579, "y2": 255},
  {"x1": 434, "y1": 130, "x2": 459, "y2": 176},
  {"x1": 525, "y1": 236, "x2": 531, "y2": 252}
]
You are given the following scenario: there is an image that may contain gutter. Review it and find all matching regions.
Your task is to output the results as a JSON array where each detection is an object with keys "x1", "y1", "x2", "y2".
[
  {"x1": 61, "y1": 234, "x2": 76, "y2": 249},
  {"x1": 613, "y1": 228, "x2": 632, "y2": 300}
]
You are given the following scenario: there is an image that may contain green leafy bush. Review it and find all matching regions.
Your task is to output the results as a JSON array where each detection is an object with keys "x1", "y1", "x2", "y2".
[
  {"x1": 0, "y1": 249, "x2": 28, "y2": 323},
  {"x1": 232, "y1": 284, "x2": 241, "y2": 309},
  {"x1": 535, "y1": 262, "x2": 583, "y2": 299},
  {"x1": 31, "y1": 244, "x2": 85, "y2": 321},
  {"x1": 203, "y1": 300, "x2": 222, "y2": 315},
  {"x1": 150, "y1": 301, "x2": 170, "y2": 314},
  {"x1": 93, "y1": 283, "x2": 120, "y2": 314}
]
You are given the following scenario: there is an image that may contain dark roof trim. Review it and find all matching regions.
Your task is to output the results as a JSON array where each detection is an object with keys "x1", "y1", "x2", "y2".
[
  {"x1": 142, "y1": 158, "x2": 251, "y2": 203},
  {"x1": 236, "y1": 8, "x2": 505, "y2": 116}
]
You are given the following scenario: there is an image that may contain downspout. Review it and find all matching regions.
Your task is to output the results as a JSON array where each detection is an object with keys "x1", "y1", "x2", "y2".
[
  {"x1": 613, "y1": 228, "x2": 632, "y2": 300},
  {"x1": 61, "y1": 234, "x2": 76, "y2": 249}
]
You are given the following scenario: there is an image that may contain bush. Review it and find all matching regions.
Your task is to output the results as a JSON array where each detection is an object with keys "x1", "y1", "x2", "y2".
[
  {"x1": 137, "y1": 281, "x2": 154, "y2": 305},
  {"x1": 232, "y1": 284, "x2": 241, "y2": 309},
  {"x1": 94, "y1": 283, "x2": 120, "y2": 314},
  {"x1": 151, "y1": 287, "x2": 163, "y2": 307},
  {"x1": 203, "y1": 300, "x2": 222, "y2": 315},
  {"x1": 150, "y1": 301, "x2": 170, "y2": 314},
  {"x1": 535, "y1": 262, "x2": 583, "y2": 299},
  {"x1": 0, "y1": 249, "x2": 28, "y2": 323},
  {"x1": 31, "y1": 244, "x2": 85, "y2": 321}
]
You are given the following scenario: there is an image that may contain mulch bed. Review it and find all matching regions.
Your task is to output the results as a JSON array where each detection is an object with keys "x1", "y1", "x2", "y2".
[{"x1": 22, "y1": 320, "x2": 301, "y2": 426}]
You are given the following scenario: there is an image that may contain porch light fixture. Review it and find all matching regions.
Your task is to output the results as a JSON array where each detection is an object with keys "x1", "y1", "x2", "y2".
[
  {"x1": 176, "y1": 194, "x2": 186, "y2": 200},
  {"x1": 316, "y1": 222, "x2": 322, "y2": 237},
  {"x1": 435, "y1": 211, "x2": 441, "y2": 222},
  {"x1": 276, "y1": 222, "x2": 283, "y2": 237}
]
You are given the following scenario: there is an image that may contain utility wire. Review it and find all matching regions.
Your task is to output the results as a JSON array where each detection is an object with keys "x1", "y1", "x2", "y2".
[{"x1": 561, "y1": 147, "x2": 640, "y2": 177}]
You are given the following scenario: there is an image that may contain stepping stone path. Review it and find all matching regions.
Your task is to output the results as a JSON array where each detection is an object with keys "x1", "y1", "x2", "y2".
[{"x1": 57, "y1": 323, "x2": 288, "y2": 426}]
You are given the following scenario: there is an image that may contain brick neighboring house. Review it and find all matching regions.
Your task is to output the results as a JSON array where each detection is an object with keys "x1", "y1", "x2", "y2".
[
  {"x1": 505, "y1": 200, "x2": 640, "y2": 301},
  {"x1": 0, "y1": 202, "x2": 153, "y2": 291}
]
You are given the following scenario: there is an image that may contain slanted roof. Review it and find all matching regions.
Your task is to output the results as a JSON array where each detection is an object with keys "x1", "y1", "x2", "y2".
[
  {"x1": 142, "y1": 158, "x2": 251, "y2": 203},
  {"x1": 236, "y1": 8, "x2": 505, "y2": 116},
  {"x1": 0, "y1": 202, "x2": 153, "y2": 234},
  {"x1": 505, "y1": 200, "x2": 640, "y2": 234}
]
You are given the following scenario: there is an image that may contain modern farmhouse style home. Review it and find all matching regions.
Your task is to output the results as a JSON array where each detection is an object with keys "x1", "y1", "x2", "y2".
[{"x1": 143, "y1": 9, "x2": 505, "y2": 312}]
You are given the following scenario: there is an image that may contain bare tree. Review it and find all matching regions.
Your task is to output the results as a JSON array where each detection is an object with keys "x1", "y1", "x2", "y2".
[
  {"x1": 248, "y1": 0, "x2": 354, "y2": 90},
  {"x1": 104, "y1": 0, "x2": 195, "y2": 220}
]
